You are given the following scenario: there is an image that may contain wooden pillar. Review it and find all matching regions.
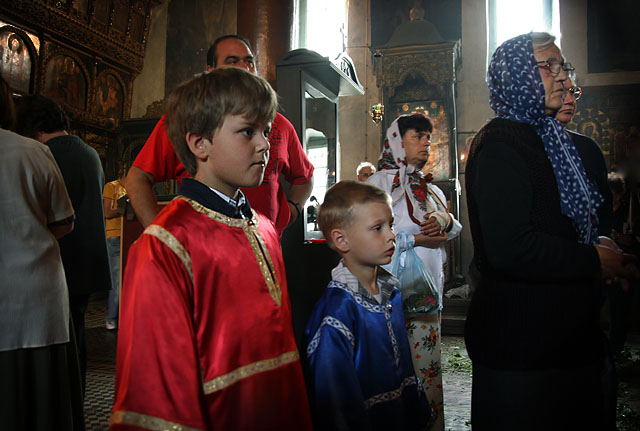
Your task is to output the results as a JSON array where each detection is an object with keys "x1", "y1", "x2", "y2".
[{"x1": 237, "y1": 0, "x2": 294, "y2": 89}]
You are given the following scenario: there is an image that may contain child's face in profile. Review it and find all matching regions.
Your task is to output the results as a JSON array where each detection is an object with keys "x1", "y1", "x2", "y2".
[
  {"x1": 197, "y1": 113, "x2": 271, "y2": 197},
  {"x1": 343, "y1": 201, "x2": 395, "y2": 268}
]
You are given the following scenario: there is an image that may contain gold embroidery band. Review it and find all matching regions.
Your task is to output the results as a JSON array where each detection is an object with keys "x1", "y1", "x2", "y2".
[
  {"x1": 110, "y1": 410, "x2": 202, "y2": 431},
  {"x1": 202, "y1": 350, "x2": 299, "y2": 395},
  {"x1": 175, "y1": 196, "x2": 282, "y2": 306},
  {"x1": 144, "y1": 224, "x2": 193, "y2": 281},
  {"x1": 243, "y1": 224, "x2": 282, "y2": 306},
  {"x1": 178, "y1": 196, "x2": 250, "y2": 228}
]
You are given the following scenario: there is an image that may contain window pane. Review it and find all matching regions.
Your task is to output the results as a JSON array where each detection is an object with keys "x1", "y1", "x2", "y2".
[
  {"x1": 489, "y1": 0, "x2": 560, "y2": 58},
  {"x1": 302, "y1": 0, "x2": 346, "y2": 59}
]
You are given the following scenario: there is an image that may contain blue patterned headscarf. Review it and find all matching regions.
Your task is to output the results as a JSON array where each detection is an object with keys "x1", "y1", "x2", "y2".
[{"x1": 488, "y1": 33, "x2": 602, "y2": 244}]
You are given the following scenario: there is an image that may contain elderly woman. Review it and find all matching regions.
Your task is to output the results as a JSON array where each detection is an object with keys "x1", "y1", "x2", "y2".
[
  {"x1": 464, "y1": 32, "x2": 635, "y2": 430},
  {"x1": 368, "y1": 112, "x2": 462, "y2": 430},
  {"x1": 356, "y1": 160, "x2": 376, "y2": 182}
]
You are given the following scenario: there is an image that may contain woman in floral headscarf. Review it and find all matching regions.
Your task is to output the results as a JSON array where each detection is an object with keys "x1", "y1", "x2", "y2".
[
  {"x1": 368, "y1": 112, "x2": 462, "y2": 430},
  {"x1": 464, "y1": 32, "x2": 636, "y2": 430}
]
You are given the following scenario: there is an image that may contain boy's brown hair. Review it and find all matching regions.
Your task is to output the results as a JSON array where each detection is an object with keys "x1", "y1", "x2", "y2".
[
  {"x1": 318, "y1": 180, "x2": 392, "y2": 250},
  {"x1": 166, "y1": 67, "x2": 277, "y2": 176}
]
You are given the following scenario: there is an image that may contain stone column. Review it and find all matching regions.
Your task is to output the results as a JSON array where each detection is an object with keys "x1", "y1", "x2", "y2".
[{"x1": 237, "y1": 0, "x2": 294, "y2": 89}]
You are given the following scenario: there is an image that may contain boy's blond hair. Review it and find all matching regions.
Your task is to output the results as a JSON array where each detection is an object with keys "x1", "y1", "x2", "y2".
[
  {"x1": 318, "y1": 180, "x2": 392, "y2": 250},
  {"x1": 166, "y1": 67, "x2": 277, "y2": 176}
]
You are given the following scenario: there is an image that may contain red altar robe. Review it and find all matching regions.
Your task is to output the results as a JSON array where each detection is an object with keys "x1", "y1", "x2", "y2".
[{"x1": 110, "y1": 196, "x2": 312, "y2": 430}]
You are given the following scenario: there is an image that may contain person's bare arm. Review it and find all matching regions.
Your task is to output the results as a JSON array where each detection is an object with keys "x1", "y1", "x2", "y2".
[
  {"x1": 124, "y1": 166, "x2": 161, "y2": 228},
  {"x1": 50, "y1": 222, "x2": 74, "y2": 239},
  {"x1": 420, "y1": 215, "x2": 442, "y2": 236},
  {"x1": 103, "y1": 197, "x2": 119, "y2": 219},
  {"x1": 595, "y1": 244, "x2": 639, "y2": 281},
  {"x1": 287, "y1": 178, "x2": 314, "y2": 225},
  {"x1": 48, "y1": 215, "x2": 75, "y2": 239},
  {"x1": 414, "y1": 232, "x2": 448, "y2": 249}
]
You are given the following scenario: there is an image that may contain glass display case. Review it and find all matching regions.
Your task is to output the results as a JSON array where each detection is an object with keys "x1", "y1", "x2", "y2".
[
  {"x1": 276, "y1": 49, "x2": 363, "y2": 346},
  {"x1": 303, "y1": 85, "x2": 338, "y2": 239},
  {"x1": 277, "y1": 50, "x2": 361, "y2": 241}
]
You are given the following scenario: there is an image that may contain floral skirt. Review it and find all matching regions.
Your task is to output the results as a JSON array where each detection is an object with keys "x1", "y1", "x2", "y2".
[{"x1": 406, "y1": 313, "x2": 443, "y2": 431}]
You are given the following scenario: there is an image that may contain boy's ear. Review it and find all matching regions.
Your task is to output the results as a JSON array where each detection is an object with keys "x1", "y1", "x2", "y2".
[
  {"x1": 330, "y1": 228, "x2": 350, "y2": 253},
  {"x1": 186, "y1": 132, "x2": 210, "y2": 161}
]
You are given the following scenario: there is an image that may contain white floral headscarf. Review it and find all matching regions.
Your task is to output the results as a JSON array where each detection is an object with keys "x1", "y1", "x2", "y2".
[{"x1": 377, "y1": 116, "x2": 449, "y2": 229}]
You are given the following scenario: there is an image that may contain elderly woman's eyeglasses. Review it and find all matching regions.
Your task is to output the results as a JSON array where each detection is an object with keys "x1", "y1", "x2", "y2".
[
  {"x1": 536, "y1": 60, "x2": 575, "y2": 77},
  {"x1": 568, "y1": 86, "x2": 582, "y2": 101}
]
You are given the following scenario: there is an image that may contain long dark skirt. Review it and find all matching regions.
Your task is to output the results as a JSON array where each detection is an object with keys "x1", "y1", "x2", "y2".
[
  {"x1": 470, "y1": 359, "x2": 612, "y2": 431},
  {"x1": 0, "y1": 327, "x2": 85, "y2": 430}
]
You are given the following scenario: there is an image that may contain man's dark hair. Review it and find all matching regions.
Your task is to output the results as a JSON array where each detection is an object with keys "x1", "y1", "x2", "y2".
[
  {"x1": 14, "y1": 95, "x2": 70, "y2": 139},
  {"x1": 0, "y1": 74, "x2": 16, "y2": 130},
  {"x1": 397, "y1": 112, "x2": 433, "y2": 138},
  {"x1": 206, "y1": 35, "x2": 252, "y2": 68}
]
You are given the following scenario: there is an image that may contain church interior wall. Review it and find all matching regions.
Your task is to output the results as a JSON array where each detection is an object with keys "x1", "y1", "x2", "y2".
[
  {"x1": 339, "y1": 0, "x2": 382, "y2": 183},
  {"x1": 164, "y1": 0, "x2": 237, "y2": 96},
  {"x1": 130, "y1": 0, "x2": 168, "y2": 118},
  {"x1": 130, "y1": 0, "x2": 237, "y2": 118},
  {"x1": 341, "y1": 0, "x2": 640, "y2": 283},
  {"x1": 453, "y1": 0, "x2": 494, "y2": 284},
  {"x1": 126, "y1": 0, "x2": 640, "y2": 284},
  {"x1": 2, "y1": 0, "x2": 637, "y2": 286}
]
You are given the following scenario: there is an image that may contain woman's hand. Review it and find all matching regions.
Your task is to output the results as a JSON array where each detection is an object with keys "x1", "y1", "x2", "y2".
[
  {"x1": 598, "y1": 236, "x2": 621, "y2": 251},
  {"x1": 420, "y1": 214, "x2": 442, "y2": 237},
  {"x1": 595, "y1": 244, "x2": 639, "y2": 291},
  {"x1": 414, "y1": 232, "x2": 448, "y2": 249}
]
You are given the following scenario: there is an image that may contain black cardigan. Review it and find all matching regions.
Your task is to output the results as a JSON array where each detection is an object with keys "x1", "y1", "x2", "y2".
[{"x1": 464, "y1": 118, "x2": 602, "y2": 370}]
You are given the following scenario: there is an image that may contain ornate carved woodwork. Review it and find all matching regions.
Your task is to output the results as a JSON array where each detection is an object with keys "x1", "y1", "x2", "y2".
[
  {"x1": 0, "y1": 0, "x2": 161, "y2": 179},
  {"x1": 373, "y1": 41, "x2": 460, "y2": 182},
  {"x1": 374, "y1": 42, "x2": 460, "y2": 101},
  {"x1": 0, "y1": 0, "x2": 159, "y2": 74},
  {"x1": 373, "y1": 39, "x2": 463, "y2": 285}
]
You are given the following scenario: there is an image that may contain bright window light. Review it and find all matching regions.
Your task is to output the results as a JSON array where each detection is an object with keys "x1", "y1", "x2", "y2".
[
  {"x1": 302, "y1": 0, "x2": 346, "y2": 59},
  {"x1": 490, "y1": 0, "x2": 560, "y2": 55}
]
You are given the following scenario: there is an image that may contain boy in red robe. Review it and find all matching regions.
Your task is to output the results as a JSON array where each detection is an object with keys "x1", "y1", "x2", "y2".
[{"x1": 110, "y1": 67, "x2": 312, "y2": 430}]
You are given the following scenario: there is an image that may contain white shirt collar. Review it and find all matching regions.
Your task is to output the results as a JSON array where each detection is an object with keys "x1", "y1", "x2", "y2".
[{"x1": 208, "y1": 187, "x2": 246, "y2": 208}]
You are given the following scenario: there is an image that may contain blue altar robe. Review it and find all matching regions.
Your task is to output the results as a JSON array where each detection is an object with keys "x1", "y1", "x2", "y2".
[{"x1": 304, "y1": 263, "x2": 431, "y2": 430}]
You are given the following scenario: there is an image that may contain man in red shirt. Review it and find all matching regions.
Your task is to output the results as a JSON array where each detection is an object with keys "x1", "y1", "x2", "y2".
[{"x1": 125, "y1": 35, "x2": 314, "y2": 235}]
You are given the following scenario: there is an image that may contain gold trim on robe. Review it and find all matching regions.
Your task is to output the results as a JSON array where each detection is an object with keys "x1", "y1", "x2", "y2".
[
  {"x1": 242, "y1": 223, "x2": 282, "y2": 306},
  {"x1": 202, "y1": 350, "x2": 300, "y2": 395},
  {"x1": 144, "y1": 224, "x2": 193, "y2": 281},
  {"x1": 178, "y1": 196, "x2": 282, "y2": 306},
  {"x1": 177, "y1": 195, "x2": 254, "y2": 228},
  {"x1": 110, "y1": 410, "x2": 203, "y2": 431}
]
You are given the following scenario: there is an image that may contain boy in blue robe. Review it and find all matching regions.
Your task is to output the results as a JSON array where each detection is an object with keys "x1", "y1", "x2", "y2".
[{"x1": 304, "y1": 180, "x2": 432, "y2": 430}]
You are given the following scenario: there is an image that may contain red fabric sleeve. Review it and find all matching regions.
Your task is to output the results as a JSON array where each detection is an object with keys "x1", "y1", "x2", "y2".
[
  {"x1": 111, "y1": 234, "x2": 207, "y2": 430},
  {"x1": 131, "y1": 115, "x2": 189, "y2": 183},
  {"x1": 275, "y1": 113, "x2": 314, "y2": 185}
]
